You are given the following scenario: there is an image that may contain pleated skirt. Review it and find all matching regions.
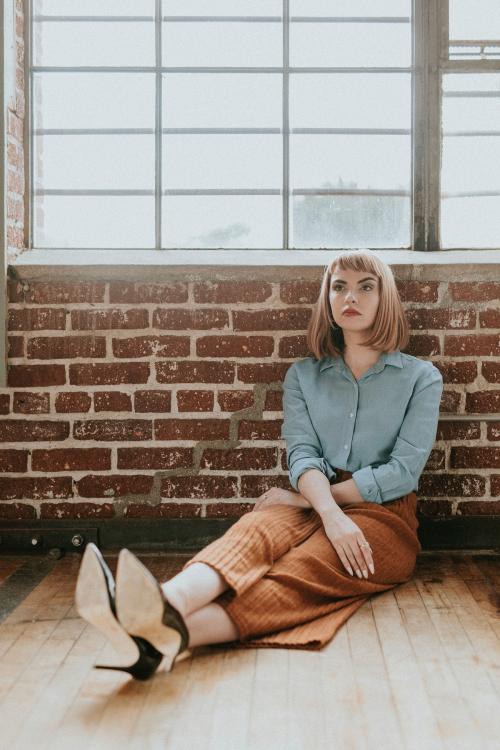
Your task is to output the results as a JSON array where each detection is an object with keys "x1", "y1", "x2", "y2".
[{"x1": 181, "y1": 469, "x2": 422, "y2": 650}]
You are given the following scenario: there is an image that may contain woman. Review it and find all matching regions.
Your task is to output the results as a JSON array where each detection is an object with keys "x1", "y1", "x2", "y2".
[{"x1": 75, "y1": 249, "x2": 443, "y2": 680}]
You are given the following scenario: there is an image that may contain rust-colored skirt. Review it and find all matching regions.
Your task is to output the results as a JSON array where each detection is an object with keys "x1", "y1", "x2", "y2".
[{"x1": 181, "y1": 469, "x2": 422, "y2": 650}]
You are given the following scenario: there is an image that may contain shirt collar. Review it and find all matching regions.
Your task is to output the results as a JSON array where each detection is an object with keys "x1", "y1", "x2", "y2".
[{"x1": 319, "y1": 349, "x2": 403, "y2": 374}]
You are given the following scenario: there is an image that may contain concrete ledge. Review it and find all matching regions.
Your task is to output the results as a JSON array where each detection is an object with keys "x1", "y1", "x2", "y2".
[{"x1": 8, "y1": 248, "x2": 500, "y2": 282}]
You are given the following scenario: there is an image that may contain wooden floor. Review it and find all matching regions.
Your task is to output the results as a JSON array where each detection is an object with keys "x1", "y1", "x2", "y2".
[{"x1": 0, "y1": 550, "x2": 498, "y2": 750}]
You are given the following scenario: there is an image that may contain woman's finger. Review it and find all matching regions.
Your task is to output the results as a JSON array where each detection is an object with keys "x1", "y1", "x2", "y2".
[
  {"x1": 346, "y1": 542, "x2": 369, "y2": 578},
  {"x1": 335, "y1": 545, "x2": 354, "y2": 576},
  {"x1": 357, "y1": 539, "x2": 375, "y2": 573}
]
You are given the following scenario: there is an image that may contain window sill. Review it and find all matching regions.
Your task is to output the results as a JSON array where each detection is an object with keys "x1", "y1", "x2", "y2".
[{"x1": 8, "y1": 248, "x2": 500, "y2": 282}]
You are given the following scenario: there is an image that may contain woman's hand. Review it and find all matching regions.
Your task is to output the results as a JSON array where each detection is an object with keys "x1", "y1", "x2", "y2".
[
  {"x1": 253, "y1": 487, "x2": 312, "y2": 511},
  {"x1": 321, "y1": 508, "x2": 375, "y2": 579}
]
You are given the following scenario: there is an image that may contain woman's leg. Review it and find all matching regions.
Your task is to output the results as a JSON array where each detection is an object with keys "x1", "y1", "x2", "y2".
[
  {"x1": 161, "y1": 562, "x2": 229, "y2": 618},
  {"x1": 183, "y1": 602, "x2": 239, "y2": 648}
]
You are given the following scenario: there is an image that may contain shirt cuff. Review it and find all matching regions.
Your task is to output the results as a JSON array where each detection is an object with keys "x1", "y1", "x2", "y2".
[
  {"x1": 351, "y1": 466, "x2": 383, "y2": 504},
  {"x1": 290, "y1": 457, "x2": 337, "y2": 492}
]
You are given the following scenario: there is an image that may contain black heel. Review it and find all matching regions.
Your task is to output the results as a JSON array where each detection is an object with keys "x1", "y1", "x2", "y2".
[
  {"x1": 95, "y1": 636, "x2": 164, "y2": 681},
  {"x1": 75, "y1": 543, "x2": 165, "y2": 680}
]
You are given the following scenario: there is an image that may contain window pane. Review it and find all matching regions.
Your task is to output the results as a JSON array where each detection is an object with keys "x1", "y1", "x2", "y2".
[
  {"x1": 34, "y1": 135, "x2": 154, "y2": 190},
  {"x1": 162, "y1": 196, "x2": 282, "y2": 248},
  {"x1": 290, "y1": 74, "x2": 411, "y2": 129},
  {"x1": 34, "y1": 196, "x2": 155, "y2": 248},
  {"x1": 449, "y1": 0, "x2": 500, "y2": 40},
  {"x1": 291, "y1": 135, "x2": 410, "y2": 190},
  {"x1": 33, "y1": 21, "x2": 155, "y2": 67},
  {"x1": 441, "y1": 73, "x2": 500, "y2": 248},
  {"x1": 164, "y1": 0, "x2": 282, "y2": 14},
  {"x1": 291, "y1": 0, "x2": 411, "y2": 15},
  {"x1": 290, "y1": 22, "x2": 411, "y2": 68},
  {"x1": 35, "y1": 0, "x2": 154, "y2": 14},
  {"x1": 291, "y1": 195, "x2": 410, "y2": 248},
  {"x1": 162, "y1": 135, "x2": 281, "y2": 190},
  {"x1": 162, "y1": 74, "x2": 282, "y2": 128},
  {"x1": 33, "y1": 73, "x2": 155, "y2": 129},
  {"x1": 162, "y1": 21, "x2": 281, "y2": 67}
]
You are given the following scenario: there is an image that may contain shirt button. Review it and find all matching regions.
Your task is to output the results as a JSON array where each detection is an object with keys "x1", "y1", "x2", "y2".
[
  {"x1": 344, "y1": 444, "x2": 348, "y2": 450},
  {"x1": 349, "y1": 413, "x2": 354, "y2": 418}
]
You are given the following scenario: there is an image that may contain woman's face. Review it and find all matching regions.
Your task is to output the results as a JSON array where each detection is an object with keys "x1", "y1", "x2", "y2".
[{"x1": 329, "y1": 267, "x2": 381, "y2": 333}]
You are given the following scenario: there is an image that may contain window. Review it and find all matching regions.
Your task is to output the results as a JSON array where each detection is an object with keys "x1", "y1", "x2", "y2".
[{"x1": 28, "y1": 1, "x2": 500, "y2": 251}]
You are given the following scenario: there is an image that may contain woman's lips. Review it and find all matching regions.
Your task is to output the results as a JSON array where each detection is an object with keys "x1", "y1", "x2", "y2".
[{"x1": 343, "y1": 311, "x2": 361, "y2": 316}]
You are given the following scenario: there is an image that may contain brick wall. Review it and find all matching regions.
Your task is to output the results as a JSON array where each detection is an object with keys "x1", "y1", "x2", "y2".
[{"x1": 3, "y1": 270, "x2": 499, "y2": 523}]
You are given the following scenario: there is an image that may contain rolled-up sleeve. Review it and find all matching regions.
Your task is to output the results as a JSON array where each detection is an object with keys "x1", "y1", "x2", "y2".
[
  {"x1": 281, "y1": 363, "x2": 337, "y2": 491},
  {"x1": 352, "y1": 366, "x2": 443, "y2": 504}
]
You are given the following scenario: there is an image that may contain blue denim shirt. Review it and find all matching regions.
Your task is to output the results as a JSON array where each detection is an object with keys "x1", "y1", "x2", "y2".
[{"x1": 281, "y1": 349, "x2": 443, "y2": 504}]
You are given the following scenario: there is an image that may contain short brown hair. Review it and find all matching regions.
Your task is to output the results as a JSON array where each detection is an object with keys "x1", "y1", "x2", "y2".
[{"x1": 306, "y1": 249, "x2": 410, "y2": 360}]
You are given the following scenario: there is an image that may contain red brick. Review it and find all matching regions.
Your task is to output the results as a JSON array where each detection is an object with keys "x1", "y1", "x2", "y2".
[
  {"x1": 41, "y1": 502, "x2": 115, "y2": 519},
  {"x1": 397, "y1": 280, "x2": 440, "y2": 303},
  {"x1": 109, "y1": 282, "x2": 188, "y2": 303},
  {"x1": 23, "y1": 282, "x2": 105, "y2": 304},
  {"x1": 237, "y1": 363, "x2": 290, "y2": 383},
  {"x1": 487, "y1": 422, "x2": 500, "y2": 441},
  {"x1": 238, "y1": 420, "x2": 283, "y2": 440},
  {"x1": 55, "y1": 392, "x2": 92, "y2": 413},
  {"x1": 117, "y1": 447, "x2": 193, "y2": 470},
  {"x1": 205, "y1": 502, "x2": 254, "y2": 517},
  {"x1": 0, "y1": 503, "x2": 36, "y2": 519},
  {"x1": 233, "y1": 308, "x2": 311, "y2": 331},
  {"x1": 0, "y1": 450, "x2": 28, "y2": 472},
  {"x1": 27, "y1": 335, "x2": 106, "y2": 359},
  {"x1": 156, "y1": 360, "x2": 235, "y2": 384},
  {"x1": 125, "y1": 502, "x2": 202, "y2": 518},
  {"x1": 0, "y1": 394, "x2": 10, "y2": 414},
  {"x1": 479, "y1": 308, "x2": 500, "y2": 328},
  {"x1": 450, "y1": 447, "x2": 500, "y2": 468},
  {"x1": 264, "y1": 390, "x2": 283, "y2": 410},
  {"x1": 177, "y1": 390, "x2": 214, "y2": 412},
  {"x1": 8, "y1": 364, "x2": 66, "y2": 387},
  {"x1": 425, "y1": 448, "x2": 445, "y2": 470},
  {"x1": 32, "y1": 448, "x2": 111, "y2": 472},
  {"x1": 94, "y1": 391, "x2": 132, "y2": 412},
  {"x1": 76, "y1": 474, "x2": 154, "y2": 497},
  {"x1": 437, "y1": 361, "x2": 477, "y2": 384},
  {"x1": 7, "y1": 279, "x2": 24, "y2": 302},
  {"x1": 153, "y1": 308, "x2": 229, "y2": 330},
  {"x1": 416, "y1": 499, "x2": 453, "y2": 517},
  {"x1": 444, "y1": 334, "x2": 499, "y2": 357},
  {"x1": 13, "y1": 392, "x2": 50, "y2": 413},
  {"x1": 0, "y1": 419, "x2": 69, "y2": 442},
  {"x1": 436, "y1": 421, "x2": 481, "y2": 440},
  {"x1": 240, "y1": 475, "x2": 293, "y2": 496},
  {"x1": 482, "y1": 362, "x2": 500, "y2": 383},
  {"x1": 200, "y1": 448, "x2": 278, "y2": 470},
  {"x1": 406, "y1": 307, "x2": 476, "y2": 330},
  {"x1": 134, "y1": 390, "x2": 172, "y2": 413},
  {"x1": 441, "y1": 390, "x2": 461, "y2": 413},
  {"x1": 196, "y1": 335, "x2": 274, "y2": 358},
  {"x1": 69, "y1": 362, "x2": 150, "y2": 385},
  {"x1": 405, "y1": 335, "x2": 441, "y2": 356},
  {"x1": 112, "y1": 335, "x2": 190, "y2": 358},
  {"x1": 456, "y1": 501, "x2": 500, "y2": 515},
  {"x1": 449, "y1": 282, "x2": 500, "y2": 302},
  {"x1": 418, "y1": 473, "x2": 486, "y2": 496},
  {"x1": 217, "y1": 390, "x2": 254, "y2": 411},
  {"x1": 71, "y1": 308, "x2": 149, "y2": 330},
  {"x1": 8, "y1": 336, "x2": 24, "y2": 358},
  {"x1": 155, "y1": 419, "x2": 230, "y2": 440},
  {"x1": 0, "y1": 476, "x2": 72, "y2": 500},
  {"x1": 280, "y1": 280, "x2": 321, "y2": 304},
  {"x1": 73, "y1": 419, "x2": 151, "y2": 441},
  {"x1": 278, "y1": 335, "x2": 309, "y2": 358},
  {"x1": 491, "y1": 475, "x2": 500, "y2": 495},
  {"x1": 161, "y1": 475, "x2": 238, "y2": 499},
  {"x1": 8, "y1": 307, "x2": 67, "y2": 330},
  {"x1": 465, "y1": 391, "x2": 500, "y2": 413},
  {"x1": 194, "y1": 281, "x2": 272, "y2": 303}
]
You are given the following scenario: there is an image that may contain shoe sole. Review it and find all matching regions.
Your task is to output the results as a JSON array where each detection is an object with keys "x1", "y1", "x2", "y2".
[
  {"x1": 75, "y1": 543, "x2": 140, "y2": 666},
  {"x1": 115, "y1": 550, "x2": 182, "y2": 661}
]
